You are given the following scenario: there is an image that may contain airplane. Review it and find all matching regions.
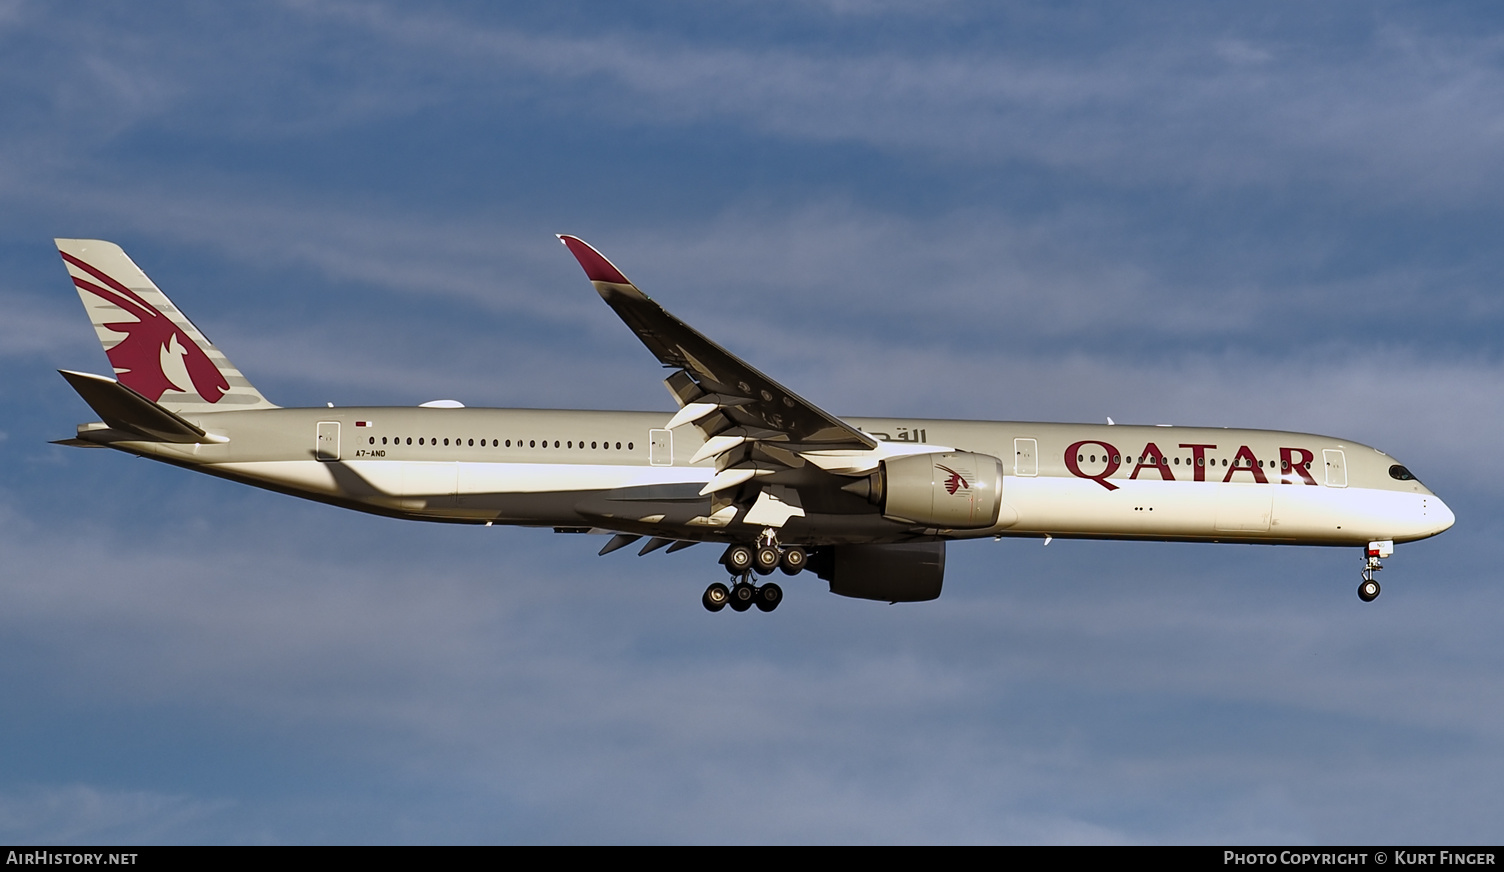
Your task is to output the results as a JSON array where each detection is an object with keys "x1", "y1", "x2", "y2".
[{"x1": 52, "y1": 237, "x2": 1455, "y2": 612}]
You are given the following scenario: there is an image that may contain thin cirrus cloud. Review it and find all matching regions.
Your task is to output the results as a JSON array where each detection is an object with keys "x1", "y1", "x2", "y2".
[
  {"x1": 6, "y1": 3, "x2": 1504, "y2": 207},
  {"x1": 278, "y1": 3, "x2": 1504, "y2": 203},
  {"x1": 2, "y1": 1, "x2": 1501, "y2": 845}
]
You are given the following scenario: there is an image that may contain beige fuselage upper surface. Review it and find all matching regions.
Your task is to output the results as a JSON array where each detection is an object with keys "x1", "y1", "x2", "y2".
[{"x1": 76, "y1": 406, "x2": 1453, "y2": 548}]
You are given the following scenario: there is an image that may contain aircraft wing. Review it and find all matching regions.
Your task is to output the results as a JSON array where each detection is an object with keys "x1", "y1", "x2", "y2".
[
  {"x1": 559, "y1": 235, "x2": 876, "y2": 503},
  {"x1": 559, "y1": 235, "x2": 875, "y2": 449}
]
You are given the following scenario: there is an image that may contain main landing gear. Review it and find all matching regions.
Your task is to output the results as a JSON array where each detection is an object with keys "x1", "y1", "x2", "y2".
[
  {"x1": 702, "y1": 538, "x2": 807, "y2": 613},
  {"x1": 700, "y1": 576, "x2": 782, "y2": 613},
  {"x1": 1358, "y1": 539, "x2": 1393, "y2": 603}
]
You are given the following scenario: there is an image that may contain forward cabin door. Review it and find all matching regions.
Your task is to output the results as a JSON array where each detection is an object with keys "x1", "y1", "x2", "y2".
[
  {"x1": 316, "y1": 421, "x2": 340, "y2": 462},
  {"x1": 1323, "y1": 449, "x2": 1348, "y2": 488}
]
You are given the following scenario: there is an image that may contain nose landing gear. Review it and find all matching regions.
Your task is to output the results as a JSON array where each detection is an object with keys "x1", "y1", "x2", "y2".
[{"x1": 1358, "y1": 540, "x2": 1393, "y2": 602}]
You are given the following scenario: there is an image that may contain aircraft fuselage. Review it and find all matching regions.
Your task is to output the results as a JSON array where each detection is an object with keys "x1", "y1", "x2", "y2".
[
  {"x1": 74, "y1": 407, "x2": 1453, "y2": 548},
  {"x1": 54, "y1": 236, "x2": 1453, "y2": 608}
]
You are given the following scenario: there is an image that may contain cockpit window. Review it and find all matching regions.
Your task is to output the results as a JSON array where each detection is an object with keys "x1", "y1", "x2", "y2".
[{"x1": 1389, "y1": 464, "x2": 1417, "y2": 482}]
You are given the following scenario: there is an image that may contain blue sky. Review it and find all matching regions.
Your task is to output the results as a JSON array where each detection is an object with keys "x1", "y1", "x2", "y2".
[{"x1": 2, "y1": 1, "x2": 1502, "y2": 844}]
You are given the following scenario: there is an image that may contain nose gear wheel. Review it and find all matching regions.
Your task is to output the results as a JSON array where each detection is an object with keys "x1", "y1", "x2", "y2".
[{"x1": 1358, "y1": 543, "x2": 1386, "y2": 602}]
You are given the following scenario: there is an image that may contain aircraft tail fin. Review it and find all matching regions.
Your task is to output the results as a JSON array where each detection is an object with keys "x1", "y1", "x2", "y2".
[{"x1": 56, "y1": 239, "x2": 277, "y2": 413}]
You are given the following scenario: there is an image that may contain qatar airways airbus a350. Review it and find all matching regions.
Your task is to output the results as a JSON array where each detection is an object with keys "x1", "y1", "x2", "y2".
[{"x1": 53, "y1": 237, "x2": 1454, "y2": 612}]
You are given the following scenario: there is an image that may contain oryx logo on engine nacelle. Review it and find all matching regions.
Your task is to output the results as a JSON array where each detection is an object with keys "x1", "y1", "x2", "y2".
[{"x1": 937, "y1": 464, "x2": 970, "y2": 496}]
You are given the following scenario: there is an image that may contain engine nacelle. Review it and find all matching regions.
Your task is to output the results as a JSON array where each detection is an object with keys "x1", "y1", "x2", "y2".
[
  {"x1": 868, "y1": 451, "x2": 1005, "y2": 529},
  {"x1": 811, "y1": 542, "x2": 946, "y2": 603}
]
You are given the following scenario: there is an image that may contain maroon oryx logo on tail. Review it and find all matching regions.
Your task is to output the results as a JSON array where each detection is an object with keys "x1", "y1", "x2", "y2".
[
  {"x1": 62, "y1": 252, "x2": 229, "y2": 404},
  {"x1": 937, "y1": 464, "x2": 970, "y2": 495}
]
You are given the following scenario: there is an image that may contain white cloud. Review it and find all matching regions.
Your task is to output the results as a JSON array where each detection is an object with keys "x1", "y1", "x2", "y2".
[
  {"x1": 268, "y1": 3, "x2": 1504, "y2": 204},
  {"x1": 0, "y1": 291, "x2": 92, "y2": 359},
  {"x1": 6, "y1": 5, "x2": 1504, "y2": 205},
  {"x1": 0, "y1": 785, "x2": 229, "y2": 845}
]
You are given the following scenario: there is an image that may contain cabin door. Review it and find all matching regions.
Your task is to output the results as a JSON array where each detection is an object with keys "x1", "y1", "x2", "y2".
[
  {"x1": 1014, "y1": 438, "x2": 1038, "y2": 476},
  {"x1": 316, "y1": 421, "x2": 340, "y2": 462},
  {"x1": 1323, "y1": 449, "x2": 1347, "y2": 488},
  {"x1": 650, "y1": 429, "x2": 673, "y2": 466}
]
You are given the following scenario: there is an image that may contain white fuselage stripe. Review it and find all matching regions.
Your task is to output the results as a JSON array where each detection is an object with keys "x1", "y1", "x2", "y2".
[{"x1": 205, "y1": 458, "x2": 1448, "y2": 544}]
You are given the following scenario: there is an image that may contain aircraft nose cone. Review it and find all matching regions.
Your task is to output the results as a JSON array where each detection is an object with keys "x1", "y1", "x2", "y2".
[{"x1": 1432, "y1": 497, "x2": 1456, "y2": 535}]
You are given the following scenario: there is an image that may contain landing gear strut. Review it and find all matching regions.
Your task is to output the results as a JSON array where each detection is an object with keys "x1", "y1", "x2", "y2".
[
  {"x1": 1358, "y1": 540, "x2": 1393, "y2": 603},
  {"x1": 704, "y1": 538, "x2": 805, "y2": 613}
]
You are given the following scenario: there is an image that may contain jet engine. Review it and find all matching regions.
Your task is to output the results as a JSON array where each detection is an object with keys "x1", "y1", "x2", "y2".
[
  {"x1": 850, "y1": 451, "x2": 1005, "y2": 529},
  {"x1": 811, "y1": 541, "x2": 946, "y2": 602}
]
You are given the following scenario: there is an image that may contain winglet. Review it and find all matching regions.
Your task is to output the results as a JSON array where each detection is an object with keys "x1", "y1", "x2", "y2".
[
  {"x1": 557, "y1": 235, "x2": 631, "y2": 285},
  {"x1": 556, "y1": 234, "x2": 877, "y2": 451}
]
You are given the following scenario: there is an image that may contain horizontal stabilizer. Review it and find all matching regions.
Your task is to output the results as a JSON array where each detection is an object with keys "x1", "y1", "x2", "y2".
[
  {"x1": 50, "y1": 437, "x2": 107, "y2": 448},
  {"x1": 59, "y1": 370, "x2": 227, "y2": 444}
]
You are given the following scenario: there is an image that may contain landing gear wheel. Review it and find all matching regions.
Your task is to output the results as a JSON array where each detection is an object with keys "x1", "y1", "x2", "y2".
[
  {"x1": 702, "y1": 582, "x2": 729, "y2": 612},
  {"x1": 779, "y1": 546, "x2": 807, "y2": 576},
  {"x1": 755, "y1": 582, "x2": 783, "y2": 612},
  {"x1": 754, "y1": 545, "x2": 781, "y2": 575},
  {"x1": 723, "y1": 545, "x2": 754, "y2": 573},
  {"x1": 1358, "y1": 542, "x2": 1388, "y2": 603},
  {"x1": 730, "y1": 581, "x2": 756, "y2": 612}
]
